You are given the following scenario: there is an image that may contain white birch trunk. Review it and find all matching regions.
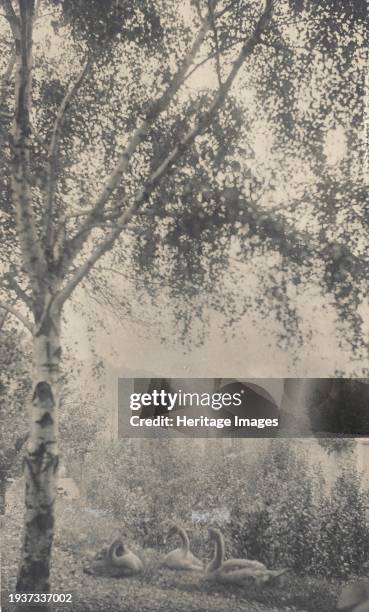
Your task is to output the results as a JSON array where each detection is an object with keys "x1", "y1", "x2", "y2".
[{"x1": 16, "y1": 308, "x2": 61, "y2": 595}]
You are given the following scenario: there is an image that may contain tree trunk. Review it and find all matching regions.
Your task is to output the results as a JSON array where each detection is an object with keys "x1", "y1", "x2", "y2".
[{"x1": 16, "y1": 310, "x2": 61, "y2": 594}]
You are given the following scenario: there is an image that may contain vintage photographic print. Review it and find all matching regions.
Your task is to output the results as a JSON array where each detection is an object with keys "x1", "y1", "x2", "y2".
[{"x1": 0, "y1": 0, "x2": 368, "y2": 611}]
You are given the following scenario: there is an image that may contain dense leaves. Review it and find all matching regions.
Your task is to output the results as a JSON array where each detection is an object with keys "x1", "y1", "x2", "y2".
[
  {"x1": 315, "y1": 466, "x2": 369, "y2": 578},
  {"x1": 52, "y1": 0, "x2": 164, "y2": 55},
  {"x1": 0, "y1": 0, "x2": 367, "y2": 360},
  {"x1": 0, "y1": 325, "x2": 30, "y2": 488},
  {"x1": 232, "y1": 441, "x2": 369, "y2": 578}
]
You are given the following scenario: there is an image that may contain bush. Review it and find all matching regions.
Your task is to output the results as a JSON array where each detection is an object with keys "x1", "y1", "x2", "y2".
[
  {"x1": 230, "y1": 441, "x2": 318, "y2": 572},
  {"x1": 313, "y1": 465, "x2": 369, "y2": 577},
  {"x1": 229, "y1": 442, "x2": 369, "y2": 579},
  {"x1": 83, "y1": 438, "x2": 263, "y2": 551}
]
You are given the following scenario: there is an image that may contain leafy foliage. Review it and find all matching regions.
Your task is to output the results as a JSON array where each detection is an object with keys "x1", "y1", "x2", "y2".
[
  {"x1": 317, "y1": 438, "x2": 356, "y2": 456},
  {"x1": 83, "y1": 438, "x2": 263, "y2": 549},
  {"x1": 52, "y1": 0, "x2": 164, "y2": 55},
  {"x1": 231, "y1": 442, "x2": 369, "y2": 578},
  {"x1": 231, "y1": 441, "x2": 318, "y2": 572},
  {"x1": 314, "y1": 466, "x2": 369, "y2": 578},
  {"x1": 0, "y1": 325, "x2": 30, "y2": 483},
  {"x1": 1, "y1": 0, "x2": 367, "y2": 357}
]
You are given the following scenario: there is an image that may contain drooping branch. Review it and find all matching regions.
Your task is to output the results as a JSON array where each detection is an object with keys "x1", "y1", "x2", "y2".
[
  {"x1": 43, "y1": 57, "x2": 91, "y2": 249},
  {"x1": 63, "y1": 13, "x2": 213, "y2": 265},
  {"x1": 241, "y1": 198, "x2": 365, "y2": 278},
  {"x1": 0, "y1": 301, "x2": 32, "y2": 331},
  {"x1": 53, "y1": 1, "x2": 276, "y2": 309}
]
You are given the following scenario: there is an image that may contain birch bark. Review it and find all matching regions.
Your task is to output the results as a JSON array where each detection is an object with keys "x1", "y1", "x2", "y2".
[
  {"x1": 8, "y1": 0, "x2": 60, "y2": 597},
  {"x1": 16, "y1": 309, "x2": 61, "y2": 594}
]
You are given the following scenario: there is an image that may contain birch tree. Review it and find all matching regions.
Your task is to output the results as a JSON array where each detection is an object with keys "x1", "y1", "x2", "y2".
[
  {"x1": 0, "y1": 0, "x2": 367, "y2": 596},
  {"x1": 0, "y1": 0, "x2": 283, "y2": 593}
]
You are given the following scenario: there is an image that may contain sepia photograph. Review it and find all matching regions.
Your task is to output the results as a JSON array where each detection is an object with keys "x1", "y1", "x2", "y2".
[{"x1": 0, "y1": 0, "x2": 368, "y2": 610}]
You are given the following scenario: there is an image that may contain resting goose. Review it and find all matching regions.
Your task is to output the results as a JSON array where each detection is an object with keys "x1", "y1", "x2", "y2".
[
  {"x1": 162, "y1": 524, "x2": 203, "y2": 571},
  {"x1": 206, "y1": 527, "x2": 289, "y2": 586},
  {"x1": 83, "y1": 537, "x2": 144, "y2": 577}
]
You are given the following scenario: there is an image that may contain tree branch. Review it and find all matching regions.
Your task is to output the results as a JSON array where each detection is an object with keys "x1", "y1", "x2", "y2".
[
  {"x1": 0, "y1": 297, "x2": 14, "y2": 331},
  {"x1": 239, "y1": 196, "x2": 365, "y2": 287},
  {"x1": 208, "y1": 0, "x2": 223, "y2": 87},
  {"x1": 64, "y1": 14, "x2": 212, "y2": 266},
  {"x1": 0, "y1": 0, "x2": 20, "y2": 40},
  {"x1": 183, "y1": 37, "x2": 243, "y2": 84},
  {"x1": 95, "y1": 265, "x2": 167, "y2": 285},
  {"x1": 43, "y1": 57, "x2": 91, "y2": 249},
  {"x1": 53, "y1": 1, "x2": 275, "y2": 309},
  {"x1": 0, "y1": 301, "x2": 32, "y2": 331},
  {"x1": 1, "y1": 266, "x2": 33, "y2": 309}
]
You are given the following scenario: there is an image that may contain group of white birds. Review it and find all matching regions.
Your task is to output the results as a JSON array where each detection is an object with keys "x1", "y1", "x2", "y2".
[
  {"x1": 84, "y1": 524, "x2": 288, "y2": 584},
  {"x1": 84, "y1": 524, "x2": 369, "y2": 611}
]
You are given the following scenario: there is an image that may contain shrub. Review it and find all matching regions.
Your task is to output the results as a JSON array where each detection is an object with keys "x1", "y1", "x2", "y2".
[
  {"x1": 82, "y1": 438, "x2": 262, "y2": 552},
  {"x1": 312, "y1": 465, "x2": 369, "y2": 577},
  {"x1": 230, "y1": 440, "x2": 318, "y2": 572}
]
